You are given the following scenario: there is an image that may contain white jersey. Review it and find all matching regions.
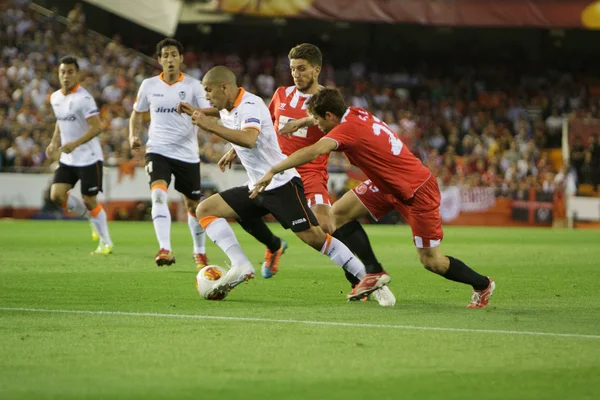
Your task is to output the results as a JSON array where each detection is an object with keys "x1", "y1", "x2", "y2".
[
  {"x1": 219, "y1": 88, "x2": 299, "y2": 191},
  {"x1": 50, "y1": 85, "x2": 102, "y2": 166},
  {"x1": 133, "y1": 73, "x2": 210, "y2": 163}
]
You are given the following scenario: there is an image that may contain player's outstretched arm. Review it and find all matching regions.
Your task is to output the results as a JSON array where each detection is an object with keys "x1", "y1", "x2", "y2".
[
  {"x1": 59, "y1": 116, "x2": 101, "y2": 154},
  {"x1": 279, "y1": 116, "x2": 315, "y2": 137},
  {"x1": 271, "y1": 138, "x2": 336, "y2": 174},
  {"x1": 178, "y1": 102, "x2": 219, "y2": 118},
  {"x1": 191, "y1": 110, "x2": 258, "y2": 148},
  {"x1": 199, "y1": 107, "x2": 220, "y2": 117},
  {"x1": 250, "y1": 138, "x2": 337, "y2": 198}
]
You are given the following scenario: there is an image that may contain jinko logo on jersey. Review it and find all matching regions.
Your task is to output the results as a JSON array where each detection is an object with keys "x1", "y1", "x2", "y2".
[
  {"x1": 56, "y1": 115, "x2": 77, "y2": 122},
  {"x1": 155, "y1": 107, "x2": 178, "y2": 113}
]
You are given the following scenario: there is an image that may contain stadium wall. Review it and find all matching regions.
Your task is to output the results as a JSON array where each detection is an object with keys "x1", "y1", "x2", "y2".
[{"x1": 2, "y1": 169, "x2": 592, "y2": 227}]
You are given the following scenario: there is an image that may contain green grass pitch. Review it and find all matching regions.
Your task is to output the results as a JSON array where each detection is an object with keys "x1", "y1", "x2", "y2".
[{"x1": 1, "y1": 220, "x2": 600, "y2": 400}]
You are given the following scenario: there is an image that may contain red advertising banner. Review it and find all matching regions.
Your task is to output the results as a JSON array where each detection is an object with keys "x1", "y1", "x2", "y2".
[{"x1": 217, "y1": 0, "x2": 600, "y2": 29}]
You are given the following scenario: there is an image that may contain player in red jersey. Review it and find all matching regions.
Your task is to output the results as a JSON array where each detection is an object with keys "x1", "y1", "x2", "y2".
[
  {"x1": 268, "y1": 45, "x2": 330, "y2": 226},
  {"x1": 221, "y1": 45, "x2": 393, "y2": 304},
  {"x1": 252, "y1": 88, "x2": 496, "y2": 308}
]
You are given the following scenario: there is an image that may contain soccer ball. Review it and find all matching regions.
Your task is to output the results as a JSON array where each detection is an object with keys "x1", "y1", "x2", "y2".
[{"x1": 196, "y1": 265, "x2": 229, "y2": 300}]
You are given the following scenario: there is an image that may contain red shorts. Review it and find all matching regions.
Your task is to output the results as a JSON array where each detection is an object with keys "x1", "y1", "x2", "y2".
[
  {"x1": 352, "y1": 177, "x2": 444, "y2": 248},
  {"x1": 301, "y1": 172, "x2": 332, "y2": 208}
]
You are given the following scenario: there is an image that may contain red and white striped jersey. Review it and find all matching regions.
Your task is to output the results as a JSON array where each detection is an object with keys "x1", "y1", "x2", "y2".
[{"x1": 268, "y1": 86, "x2": 329, "y2": 182}]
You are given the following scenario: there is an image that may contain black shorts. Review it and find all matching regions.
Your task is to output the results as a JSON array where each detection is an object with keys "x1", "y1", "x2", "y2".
[
  {"x1": 220, "y1": 177, "x2": 319, "y2": 232},
  {"x1": 53, "y1": 161, "x2": 103, "y2": 196},
  {"x1": 145, "y1": 153, "x2": 202, "y2": 200}
]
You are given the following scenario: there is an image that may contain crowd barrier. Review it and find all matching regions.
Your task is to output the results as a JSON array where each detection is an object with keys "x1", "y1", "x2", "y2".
[{"x1": 2, "y1": 168, "x2": 597, "y2": 227}]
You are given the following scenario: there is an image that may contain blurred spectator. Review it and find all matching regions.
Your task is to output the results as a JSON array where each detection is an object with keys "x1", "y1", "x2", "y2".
[
  {"x1": 67, "y1": 2, "x2": 85, "y2": 33},
  {"x1": 588, "y1": 134, "x2": 600, "y2": 190},
  {"x1": 570, "y1": 136, "x2": 586, "y2": 182},
  {"x1": 255, "y1": 68, "x2": 275, "y2": 98}
]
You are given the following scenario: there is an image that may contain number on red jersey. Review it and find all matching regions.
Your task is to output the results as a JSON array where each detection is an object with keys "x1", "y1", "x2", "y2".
[{"x1": 355, "y1": 109, "x2": 404, "y2": 156}]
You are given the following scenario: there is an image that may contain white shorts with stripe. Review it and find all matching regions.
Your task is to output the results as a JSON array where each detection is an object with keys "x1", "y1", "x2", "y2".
[{"x1": 307, "y1": 193, "x2": 332, "y2": 208}]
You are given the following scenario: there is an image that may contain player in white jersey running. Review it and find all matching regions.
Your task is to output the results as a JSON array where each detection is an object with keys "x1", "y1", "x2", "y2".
[
  {"x1": 216, "y1": 43, "x2": 395, "y2": 306},
  {"x1": 46, "y1": 56, "x2": 113, "y2": 255},
  {"x1": 180, "y1": 66, "x2": 377, "y2": 301},
  {"x1": 129, "y1": 39, "x2": 210, "y2": 268}
]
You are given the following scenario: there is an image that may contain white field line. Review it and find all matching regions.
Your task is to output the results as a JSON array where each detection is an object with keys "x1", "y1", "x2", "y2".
[{"x1": 1, "y1": 307, "x2": 599, "y2": 340}]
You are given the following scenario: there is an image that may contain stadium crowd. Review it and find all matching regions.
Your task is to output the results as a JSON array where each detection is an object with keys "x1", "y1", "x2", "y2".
[{"x1": 1, "y1": 0, "x2": 599, "y2": 197}]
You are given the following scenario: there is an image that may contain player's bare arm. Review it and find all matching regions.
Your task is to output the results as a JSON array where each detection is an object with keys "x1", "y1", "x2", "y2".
[
  {"x1": 177, "y1": 102, "x2": 219, "y2": 118},
  {"x1": 128, "y1": 110, "x2": 146, "y2": 152},
  {"x1": 45, "y1": 122, "x2": 61, "y2": 161},
  {"x1": 191, "y1": 110, "x2": 259, "y2": 148},
  {"x1": 278, "y1": 116, "x2": 316, "y2": 137},
  {"x1": 60, "y1": 115, "x2": 101, "y2": 154},
  {"x1": 217, "y1": 147, "x2": 237, "y2": 172},
  {"x1": 250, "y1": 138, "x2": 337, "y2": 198}
]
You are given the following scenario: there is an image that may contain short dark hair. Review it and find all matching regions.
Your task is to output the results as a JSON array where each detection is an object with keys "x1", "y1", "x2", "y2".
[
  {"x1": 156, "y1": 38, "x2": 184, "y2": 57},
  {"x1": 306, "y1": 87, "x2": 347, "y2": 119},
  {"x1": 288, "y1": 43, "x2": 322, "y2": 67},
  {"x1": 59, "y1": 55, "x2": 79, "y2": 70}
]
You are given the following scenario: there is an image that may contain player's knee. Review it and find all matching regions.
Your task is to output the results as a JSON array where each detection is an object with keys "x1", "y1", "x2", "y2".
[
  {"x1": 196, "y1": 200, "x2": 213, "y2": 220},
  {"x1": 83, "y1": 196, "x2": 97, "y2": 210},
  {"x1": 50, "y1": 190, "x2": 67, "y2": 206},
  {"x1": 311, "y1": 206, "x2": 334, "y2": 234},
  {"x1": 331, "y1": 207, "x2": 351, "y2": 229},
  {"x1": 419, "y1": 253, "x2": 446, "y2": 274},
  {"x1": 186, "y1": 202, "x2": 199, "y2": 216},
  {"x1": 319, "y1": 222, "x2": 334, "y2": 235},
  {"x1": 295, "y1": 226, "x2": 326, "y2": 250},
  {"x1": 318, "y1": 220, "x2": 335, "y2": 235}
]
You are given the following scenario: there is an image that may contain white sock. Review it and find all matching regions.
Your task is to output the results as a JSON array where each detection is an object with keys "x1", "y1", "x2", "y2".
[
  {"x1": 321, "y1": 234, "x2": 366, "y2": 279},
  {"x1": 64, "y1": 193, "x2": 88, "y2": 218},
  {"x1": 90, "y1": 205, "x2": 112, "y2": 246},
  {"x1": 151, "y1": 187, "x2": 171, "y2": 251},
  {"x1": 201, "y1": 217, "x2": 250, "y2": 267},
  {"x1": 188, "y1": 213, "x2": 206, "y2": 254}
]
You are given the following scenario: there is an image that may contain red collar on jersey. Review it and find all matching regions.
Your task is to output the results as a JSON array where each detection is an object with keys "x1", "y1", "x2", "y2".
[
  {"x1": 61, "y1": 84, "x2": 80, "y2": 96},
  {"x1": 159, "y1": 72, "x2": 184, "y2": 86},
  {"x1": 232, "y1": 88, "x2": 245, "y2": 108}
]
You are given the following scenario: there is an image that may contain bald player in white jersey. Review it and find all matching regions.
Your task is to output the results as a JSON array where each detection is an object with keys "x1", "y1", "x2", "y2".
[
  {"x1": 129, "y1": 39, "x2": 211, "y2": 268},
  {"x1": 179, "y1": 66, "x2": 370, "y2": 299},
  {"x1": 46, "y1": 56, "x2": 113, "y2": 255}
]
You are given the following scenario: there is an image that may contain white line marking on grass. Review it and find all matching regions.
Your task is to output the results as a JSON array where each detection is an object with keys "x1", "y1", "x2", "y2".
[{"x1": 1, "y1": 307, "x2": 599, "y2": 340}]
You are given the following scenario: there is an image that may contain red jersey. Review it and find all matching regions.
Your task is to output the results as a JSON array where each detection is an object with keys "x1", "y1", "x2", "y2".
[
  {"x1": 326, "y1": 107, "x2": 432, "y2": 201},
  {"x1": 268, "y1": 86, "x2": 329, "y2": 181}
]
